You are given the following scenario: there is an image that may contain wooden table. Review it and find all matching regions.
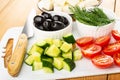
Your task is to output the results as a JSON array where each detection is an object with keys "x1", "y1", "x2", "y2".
[{"x1": 0, "y1": 0, "x2": 120, "y2": 80}]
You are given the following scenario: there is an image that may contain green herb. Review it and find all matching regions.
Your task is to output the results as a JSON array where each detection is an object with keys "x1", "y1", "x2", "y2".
[{"x1": 69, "y1": 6, "x2": 114, "y2": 26}]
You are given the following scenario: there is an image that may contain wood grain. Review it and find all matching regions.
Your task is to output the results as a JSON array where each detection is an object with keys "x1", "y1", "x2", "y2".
[
  {"x1": 115, "y1": 0, "x2": 120, "y2": 17},
  {"x1": 61, "y1": 75, "x2": 107, "y2": 80},
  {"x1": 4, "y1": 38, "x2": 13, "y2": 68},
  {"x1": 8, "y1": 34, "x2": 27, "y2": 77},
  {"x1": 0, "y1": 0, "x2": 40, "y2": 40}
]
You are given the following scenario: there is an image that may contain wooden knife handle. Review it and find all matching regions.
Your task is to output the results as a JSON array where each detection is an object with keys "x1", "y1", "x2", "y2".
[
  {"x1": 4, "y1": 38, "x2": 13, "y2": 68},
  {"x1": 8, "y1": 34, "x2": 27, "y2": 77}
]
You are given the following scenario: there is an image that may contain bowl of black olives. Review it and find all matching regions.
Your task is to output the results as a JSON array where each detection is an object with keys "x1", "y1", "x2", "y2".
[{"x1": 33, "y1": 11, "x2": 72, "y2": 40}]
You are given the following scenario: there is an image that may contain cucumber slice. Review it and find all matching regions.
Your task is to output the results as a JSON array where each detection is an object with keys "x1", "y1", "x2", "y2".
[
  {"x1": 53, "y1": 57, "x2": 64, "y2": 70},
  {"x1": 28, "y1": 45, "x2": 43, "y2": 55},
  {"x1": 45, "y1": 38, "x2": 53, "y2": 45},
  {"x1": 62, "y1": 51, "x2": 72, "y2": 60},
  {"x1": 63, "y1": 58, "x2": 75, "y2": 71},
  {"x1": 25, "y1": 55, "x2": 34, "y2": 66},
  {"x1": 32, "y1": 52, "x2": 41, "y2": 62},
  {"x1": 60, "y1": 42, "x2": 72, "y2": 52},
  {"x1": 41, "y1": 55, "x2": 53, "y2": 63},
  {"x1": 32, "y1": 61, "x2": 42, "y2": 71},
  {"x1": 45, "y1": 45, "x2": 61, "y2": 57},
  {"x1": 42, "y1": 61, "x2": 54, "y2": 73},
  {"x1": 73, "y1": 49, "x2": 82, "y2": 61},
  {"x1": 53, "y1": 39, "x2": 63, "y2": 47},
  {"x1": 35, "y1": 40, "x2": 50, "y2": 49},
  {"x1": 63, "y1": 33, "x2": 75, "y2": 44}
]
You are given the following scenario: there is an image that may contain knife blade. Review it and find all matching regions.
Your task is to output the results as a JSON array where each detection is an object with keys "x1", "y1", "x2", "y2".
[{"x1": 7, "y1": 9, "x2": 36, "y2": 77}]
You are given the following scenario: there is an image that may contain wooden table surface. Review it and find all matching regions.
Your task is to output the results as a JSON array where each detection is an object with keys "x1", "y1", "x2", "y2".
[{"x1": 0, "y1": 0, "x2": 120, "y2": 80}]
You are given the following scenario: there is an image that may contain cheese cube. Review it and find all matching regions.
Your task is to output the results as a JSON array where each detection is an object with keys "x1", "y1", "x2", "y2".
[
  {"x1": 84, "y1": 0, "x2": 99, "y2": 7},
  {"x1": 54, "y1": 4, "x2": 63, "y2": 11},
  {"x1": 62, "y1": 4, "x2": 72, "y2": 14},
  {"x1": 41, "y1": 0, "x2": 53, "y2": 10},
  {"x1": 54, "y1": 0, "x2": 66, "y2": 6},
  {"x1": 66, "y1": 0, "x2": 79, "y2": 6}
]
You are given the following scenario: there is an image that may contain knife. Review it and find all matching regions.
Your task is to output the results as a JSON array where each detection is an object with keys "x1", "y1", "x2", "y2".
[{"x1": 7, "y1": 9, "x2": 36, "y2": 77}]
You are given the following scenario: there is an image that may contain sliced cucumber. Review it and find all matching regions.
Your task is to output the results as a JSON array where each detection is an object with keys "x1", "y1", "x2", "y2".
[
  {"x1": 45, "y1": 38, "x2": 53, "y2": 45},
  {"x1": 41, "y1": 54, "x2": 53, "y2": 63},
  {"x1": 53, "y1": 57, "x2": 64, "y2": 70},
  {"x1": 60, "y1": 42, "x2": 72, "y2": 52},
  {"x1": 25, "y1": 55, "x2": 34, "y2": 66},
  {"x1": 32, "y1": 61, "x2": 42, "y2": 71},
  {"x1": 73, "y1": 49, "x2": 82, "y2": 61},
  {"x1": 63, "y1": 33, "x2": 76, "y2": 44},
  {"x1": 28, "y1": 45, "x2": 44, "y2": 55},
  {"x1": 32, "y1": 52, "x2": 41, "y2": 62},
  {"x1": 35, "y1": 40, "x2": 50, "y2": 49},
  {"x1": 62, "y1": 51, "x2": 72, "y2": 60},
  {"x1": 63, "y1": 58, "x2": 75, "y2": 71},
  {"x1": 45, "y1": 45, "x2": 61, "y2": 57},
  {"x1": 53, "y1": 39, "x2": 63, "y2": 47},
  {"x1": 42, "y1": 61, "x2": 54, "y2": 73}
]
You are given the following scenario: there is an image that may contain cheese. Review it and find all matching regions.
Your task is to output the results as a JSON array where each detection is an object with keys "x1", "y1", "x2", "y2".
[
  {"x1": 62, "y1": 4, "x2": 72, "y2": 14},
  {"x1": 54, "y1": 4, "x2": 63, "y2": 11},
  {"x1": 54, "y1": 0, "x2": 66, "y2": 6},
  {"x1": 78, "y1": 1, "x2": 85, "y2": 8},
  {"x1": 66, "y1": 0, "x2": 79, "y2": 6},
  {"x1": 41, "y1": 0, "x2": 53, "y2": 10},
  {"x1": 84, "y1": 0, "x2": 99, "y2": 7}
]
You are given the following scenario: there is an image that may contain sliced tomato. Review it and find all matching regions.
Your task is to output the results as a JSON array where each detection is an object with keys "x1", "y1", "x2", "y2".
[
  {"x1": 95, "y1": 35, "x2": 110, "y2": 47},
  {"x1": 112, "y1": 30, "x2": 120, "y2": 41},
  {"x1": 81, "y1": 44, "x2": 102, "y2": 58},
  {"x1": 76, "y1": 37, "x2": 94, "y2": 47},
  {"x1": 113, "y1": 53, "x2": 120, "y2": 66},
  {"x1": 103, "y1": 41, "x2": 120, "y2": 56},
  {"x1": 92, "y1": 54, "x2": 114, "y2": 68}
]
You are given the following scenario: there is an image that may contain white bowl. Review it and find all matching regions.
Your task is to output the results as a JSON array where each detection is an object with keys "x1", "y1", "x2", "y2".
[
  {"x1": 33, "y1": 11, "x2": 72, "y2": 41},
  {"x1": 76, "y1": 7, "x2": 115, "y2": 38}
]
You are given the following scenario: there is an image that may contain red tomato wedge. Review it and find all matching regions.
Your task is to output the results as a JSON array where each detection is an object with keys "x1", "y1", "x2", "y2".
[
  {"x1": 103, "y1": 41, "x2": 120, "y2": 56},
  {"x1": 95, "y1": 35, "x2": 110, "y2": 47},
  {"x1": 113, "y1": 53, "x2": 120, "y2": 66},
  {"x1": 112, "y1": 30, "x2": 120, "y2": 40},
  {"x1": 76, "y1": 37, "x2": 94, "y2": 47},
  {"x1": 92, "y1": 54, "x2": 114, "y2": 68},
  {"x1": 81, "y1": 44, "x2": 102, "y2": 58}
]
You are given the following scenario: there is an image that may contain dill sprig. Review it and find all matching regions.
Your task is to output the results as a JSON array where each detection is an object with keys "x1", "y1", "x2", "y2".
[{"x1": 69, "y1": 6, "x2": 114, "y2": 26}]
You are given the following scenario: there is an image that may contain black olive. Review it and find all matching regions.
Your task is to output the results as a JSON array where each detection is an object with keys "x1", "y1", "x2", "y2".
[
  {"x1": 51, "y1": 21, "x2": 66, "y2": 31},
  {"x1": 34, "y1": 23, "x2": 44, "y2": 30},
  {"x1": 38, "y1": 25, "x2": 45, "y2": 30},
  {"x1": 41, "y1": 12, "x2": 52, "y2": 19},
  {"x1": 61, "y1": 16, "x2": 69, "y2": 26},
  {"x1": 52, "y1": 15, "x2": 63, "y2": 21},
  {"x1": 43, "y1": 19, "x2": 53, "y2": 31},
  {"x1": 34, "y1": 15, "x2": 45, "y2": 26}
]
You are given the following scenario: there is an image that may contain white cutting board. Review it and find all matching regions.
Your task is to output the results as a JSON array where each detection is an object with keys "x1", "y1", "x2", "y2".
[{"x1": 0, "y1": 22, "x2": 120, "y2": 80}]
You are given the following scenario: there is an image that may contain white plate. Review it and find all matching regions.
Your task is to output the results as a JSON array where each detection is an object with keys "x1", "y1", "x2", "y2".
[{"x1": 0, "y1": 21, "x2": 120, "y2": 80}]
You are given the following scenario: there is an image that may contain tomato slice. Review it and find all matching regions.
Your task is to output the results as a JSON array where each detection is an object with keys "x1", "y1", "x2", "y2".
[
  {"x1": 113, "y1": 53, "x2": 120, "y2": 66},
  {"x1": 81, "y1": 44, "x2": 102, "y2": 58},
  {"x1": 92, "y1": 54, "x2": 114, "y2": 68},
  {"x1": 103, "y1": 41, "x2": 120, "y2": 56},
  {"x1": 76, "y1": 37, "x2": 94, "y2": 47},
  {"x1": 112, "y1": 30, "x2": 120, "y2": 41},
  {"x1": 95, "y1": 35, "x2": 110, "y2": 47}
]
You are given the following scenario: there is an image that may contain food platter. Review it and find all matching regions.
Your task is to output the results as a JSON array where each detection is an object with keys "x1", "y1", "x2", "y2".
[{"x1": 0, "y1": 21, "x2": 120, "y2": 80}]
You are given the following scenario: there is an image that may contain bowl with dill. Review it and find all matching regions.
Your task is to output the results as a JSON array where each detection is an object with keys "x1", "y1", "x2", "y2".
[{"x1": 69, "y1": 6, "x2": 115, "y2": 38}]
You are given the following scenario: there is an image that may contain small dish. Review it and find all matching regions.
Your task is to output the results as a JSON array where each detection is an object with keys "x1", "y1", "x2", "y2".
[
  {"x1": 33, "y1": 11, "x2": 72, "y2": 41},
  {"x1": 76, "y1": 7, "x2": 115, "y2": 38}
]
